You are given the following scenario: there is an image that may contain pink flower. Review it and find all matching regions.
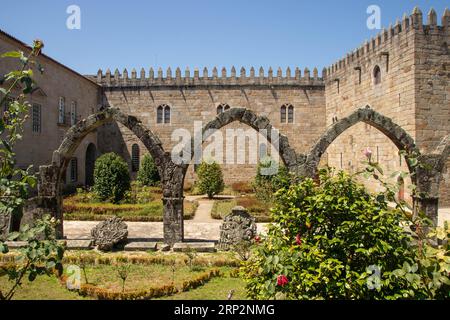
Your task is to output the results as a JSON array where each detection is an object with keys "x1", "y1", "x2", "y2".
[
  {"x1": 254, "y1": 235, "x2": 261, "y2": 243},
  {"x1": 277, "y1": 275, "x2": 289, "y2": 287},
  {"x1": 295, "y1": 234, "x2": 302, "y2": 246},
  {"x1": 363, "y1": 147, "x2": 372, "y2": 161}
]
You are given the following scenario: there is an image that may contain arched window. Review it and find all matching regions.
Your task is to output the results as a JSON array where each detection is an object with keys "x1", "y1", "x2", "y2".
[
  {"x1": 157, "y1": 104, "x2": 171, "y2": 124},
  {"x1": 373, "y1": 65, "x2": 381, "y2": 85},
  {"x1": 280, "y1": 105, "x2": 286, "y2": 123},
  {"x1": 156, "y1": 106, "x2": 163, "y2": 123},
  {"x1": 216, "y1": 103, "x2": 230, "y2": 114},
  {"x1": 287, "y1": 105, "x2": 294, "y2": 123},
  {"x1": 164, "y1": 105, "x2": 171, "y2": 123},
  {"x1": 131, "y1": 144, "x2": 140, "y2": 172}
]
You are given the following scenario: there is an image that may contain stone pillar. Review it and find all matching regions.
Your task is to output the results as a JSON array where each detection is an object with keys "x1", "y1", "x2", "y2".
[
  {"x1": 37, "y1": 165, "x2": 64, "y2": 238},
  {"x1": 162, "y1": 196, "x2": 184, "y2": 245},
  {"x1": 413, "y1": 155, "x2": 442, "y2": 226}
]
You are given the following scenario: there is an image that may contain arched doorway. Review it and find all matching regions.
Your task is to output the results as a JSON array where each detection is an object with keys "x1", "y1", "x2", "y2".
[{"x1": 85, "y1": 143, "x2": 97, "y2": 187}]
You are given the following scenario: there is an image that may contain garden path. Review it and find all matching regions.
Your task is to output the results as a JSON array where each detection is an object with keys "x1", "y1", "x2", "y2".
[{"x1": 185, "y1": 195, "x2": 236, "y2": 223}]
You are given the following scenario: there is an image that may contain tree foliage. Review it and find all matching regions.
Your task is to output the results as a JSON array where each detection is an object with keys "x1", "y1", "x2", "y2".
[
  {"x1": 196, "y1": 161, "x2": 224, "y2": 199},
  {"x1": 137, "y1": 154, "x2": 160, "y2": 186},
  {"x1": 93, "y1": 153, "x2": 131, "y2": 203}
]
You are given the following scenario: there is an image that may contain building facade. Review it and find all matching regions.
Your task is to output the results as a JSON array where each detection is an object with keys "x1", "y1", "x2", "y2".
[{"x1": 1, "y1": 7, "x2": 449, "y2": 205}]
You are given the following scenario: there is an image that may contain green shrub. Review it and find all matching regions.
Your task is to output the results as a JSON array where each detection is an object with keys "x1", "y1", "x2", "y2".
[
  {"x1": 253, "y1": 156, "x2": 290, "y2": 204},
  {"x1": 137, "y1": 154, "x2": 160, "y2": 186},
  {"x1": 93, "y1": 153, "x2": 131, "y2": 203},
  {"x1": 195, "y1": 161, "x2": 224, "y2": 199},
  {"x1": 243, "y1": 169, "x2": 422, "y2": 300}
]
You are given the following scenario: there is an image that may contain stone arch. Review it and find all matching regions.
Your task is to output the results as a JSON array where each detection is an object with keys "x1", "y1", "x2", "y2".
[
  {"x1": 37, "y1": 107, "x2": 169, "y2": 238},
  {"x1": 302, "y1": 106, "x2": 419, "y2": 177},
  {"x1": 178, "y1": 107, "x2": 300, "y2": 181}
]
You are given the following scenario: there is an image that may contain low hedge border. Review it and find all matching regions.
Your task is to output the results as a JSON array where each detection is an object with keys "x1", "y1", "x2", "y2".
[
  {"x1": 62, "y1": 252, "x2": 240, "y2": 268},
  {"x1": 59, "y1": 268, "x2": 223, "y2": 300}
]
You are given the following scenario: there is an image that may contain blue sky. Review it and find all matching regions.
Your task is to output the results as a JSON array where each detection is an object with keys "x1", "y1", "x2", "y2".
[{"x1": 0, "y1": 0, "x2": 447, "y2": 75}]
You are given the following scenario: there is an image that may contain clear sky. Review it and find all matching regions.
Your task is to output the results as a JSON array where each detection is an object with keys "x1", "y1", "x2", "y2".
[{"x1": 0, "y1": 0, "x2": 447, "y2": 75}]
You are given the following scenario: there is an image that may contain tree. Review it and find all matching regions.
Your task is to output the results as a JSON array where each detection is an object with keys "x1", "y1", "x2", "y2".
[
  {"x1": 137, "y1": 154, "x2": 160, "y2": 186},
  {"x1": 93, "y1": 153, "x2": 131, "y2": 203},
  {"x1": 253, "y1": 156, "x2": 291, "y2": 204},
  {"x1": 0, "y1": 40, "x2": 65, "y2": 300},
  {"x1": 196, "y1": 161, "x2": 224, "y2": 199}
]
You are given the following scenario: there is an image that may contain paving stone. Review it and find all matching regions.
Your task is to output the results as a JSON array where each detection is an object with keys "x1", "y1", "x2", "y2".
[
  {"x1": 64, "y1": 239, "x2": 92, "y2": 250},
  {"x1": 124, "y1": 241, "x2": 157, "y2": 251},
  {"x1": 172, "y1": 242, "x2": 216, "y2": 253}
]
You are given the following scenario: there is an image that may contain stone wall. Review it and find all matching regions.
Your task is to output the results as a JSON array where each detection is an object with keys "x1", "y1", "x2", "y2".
[
  {"x1": 324, "y1": 8, "x2": 449, "y2": 204},
  {"x1": 93, "y1": 69, "x2": 326, "y2": 185}
]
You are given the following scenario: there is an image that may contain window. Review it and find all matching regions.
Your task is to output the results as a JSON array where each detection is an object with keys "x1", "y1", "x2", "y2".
[
  {"x1": 157, "y1": 104, "x2": 170, "y2": 124},
  {"x1": 373, "y1": 65, "x2": 381, "y2": 85},
  {"x1": 280, "y1": 105, "x2": 286, "y2": 123},
  {"x1": 287, "y1": 105, "x2": 294, "y2": 123},
  {"x1": 58, "y1": 97, "x2": 65, "y2": 124},
  {"x1": 156, "y1": 106, "x2": 163, "y2": 123},
  {"x1": 32, "y1": 104, "x2": 41, "y2": 133},
  {"x1": 280, "y1": 104, "x2": 294, "y2": 124},
  {"x1": 70, "y1": 101, "x2": 77, "y2": 126},
  {"x1": 69, "y1": 158, "x2": 77, "y2": 182},
  {"x1": 216, "y1": 104, "x2": 230, "y2": 114},
  {"x1": 131, "y1": 144, "x2": 140, "y2": 172},
  {"x1": 164, "y1": 105, "x2": 171, "y2": 124}
]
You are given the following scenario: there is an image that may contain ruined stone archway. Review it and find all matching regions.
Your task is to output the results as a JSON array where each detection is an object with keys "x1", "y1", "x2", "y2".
[
  {"x1": 301, "y1": 106, "x2": 419, "y2": 178},
  {"x1": 37, "y1": 107, "x2": 172, "y2": 239},
  {"x1": 178, "y1": 107, "x2": 301, "y2": 178}
]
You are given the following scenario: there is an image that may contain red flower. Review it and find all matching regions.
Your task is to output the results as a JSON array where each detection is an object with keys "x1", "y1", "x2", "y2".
[
  {"x1": 254, "y1": 235, "x2": 261, "y2": 243},
  {"x1": 277, "y1": 275, "x2": 289, "y2": 287},
  {"x1": 295, "y1": 234, "x2": 302, "y2": 246}
]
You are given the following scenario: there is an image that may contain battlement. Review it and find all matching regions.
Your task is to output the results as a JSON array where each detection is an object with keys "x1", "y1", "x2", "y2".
[
  {"x1": 88, "y1": 66, "x2": 326, "y2": 88},
  {"x1": 326, "y1": 7, "x2": 449, "y2": 79}
]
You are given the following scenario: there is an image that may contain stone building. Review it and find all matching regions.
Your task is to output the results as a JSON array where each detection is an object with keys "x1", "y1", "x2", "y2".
[
  {"x1": 1, "y1": 7, "x2": 449, "y2": 207},
  {"x1": 0, "y1": 30, "x2": 101, "y2": 193}
]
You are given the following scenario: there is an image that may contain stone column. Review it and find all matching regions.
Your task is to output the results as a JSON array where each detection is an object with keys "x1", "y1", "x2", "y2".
[
  {"x1": 413, "y1": 155, "x2": 442, "y2": 226},
  {"x1": 162, "y1": 196, "x2": 184, "y2": 245},
  {"x1": 37, "y1": 164, "x2": 64, "y2": 238}
]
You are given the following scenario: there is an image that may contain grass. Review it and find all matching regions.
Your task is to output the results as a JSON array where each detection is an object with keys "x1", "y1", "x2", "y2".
[
  {"x1": 158, "y1": 276, "x2": 248, "y2": 300},
  {"x1": 0, "y1": 250, "x2": 246, "y2": 300},
  {"x1": 63, "y1": 186, "x2": 198, "y2": 221},
  {"x1": 211, "y1": 195, "x2": 272, "y2": 222},
  {"x1": 0, "y1": 274, "x2": 90, "y2": 300}
]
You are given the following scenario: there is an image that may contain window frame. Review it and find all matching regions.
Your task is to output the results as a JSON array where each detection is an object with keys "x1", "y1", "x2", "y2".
[
  {"x1": 58, "y1": 97, "x2": 65, "y2": 124},
  {"x1": 70, "y1": 100, "x2": 77, "y2": 126},
  {"x1": 373, "y1": 65, "x2": 381, "y2": 85},
  {"x1": 32, "y1": 103, "x2": 42, "y2": 133},
  {"x1": 131, "y1": 144, "x2": 140, "y2": 172},
  {"x1": 69, "y1": 158, "x2": 78, "y2": 182}
]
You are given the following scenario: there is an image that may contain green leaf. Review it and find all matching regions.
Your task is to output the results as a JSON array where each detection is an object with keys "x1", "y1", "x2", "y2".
[{"x1": 1, "y1": 51, "x2": 22, "y2": 58}]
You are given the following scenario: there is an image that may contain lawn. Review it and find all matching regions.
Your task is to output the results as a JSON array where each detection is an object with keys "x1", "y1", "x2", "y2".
[
  {"x1": 211, "y1": 195, "x2": 272, "y2": 222},
  {"x1": 0, "y1": 251, "x2": 248, "y2": 300},
  {"x1": 63, "y1": 185, "x2": 198, "y2": 221}
]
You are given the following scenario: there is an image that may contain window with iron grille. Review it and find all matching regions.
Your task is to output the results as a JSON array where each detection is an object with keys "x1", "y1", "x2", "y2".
[
  {"x1": 70, "y1": 101, "x2": 77, "y2": 126},
  {"x1": 32, "y1": 104, "x2": 41, "y2": 133},
  {"x1": 58, "y1": 97, "x2": 65, "y2": 124},
  {"x1": 131, "y1": 144, "x2": 140, "y2": 172},
  {"x1": 70, "y1": 158, "x2": 77, "y2": 182}
]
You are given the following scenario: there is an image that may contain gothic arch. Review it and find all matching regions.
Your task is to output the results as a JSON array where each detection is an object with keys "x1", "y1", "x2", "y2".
[
  {"x1": 37, "y1": 107, "x2": 170, "y2": 238},
  {"x1": 179, "y1": 107, "x2": 300, "y2": 179},
  {"x1": 301, "y1": 106, "x2": 419, "y2": 177},
  {"x1": 432, "y1": 134, "x2": 450, "y2": 173}
]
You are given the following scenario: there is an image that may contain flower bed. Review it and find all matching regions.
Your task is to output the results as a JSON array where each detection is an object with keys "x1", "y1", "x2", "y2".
[{"x1": 211, "y1": 195, "x2": 272, "y2": 222}]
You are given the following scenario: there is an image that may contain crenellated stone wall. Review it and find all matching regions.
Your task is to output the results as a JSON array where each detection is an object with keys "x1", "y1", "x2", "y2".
[
  {"x1": 324, "y1": 7, "x2": 450, "y2": 205},
  {"x1": 90, "y1": 67, "x2": 326, "y2": 185}
]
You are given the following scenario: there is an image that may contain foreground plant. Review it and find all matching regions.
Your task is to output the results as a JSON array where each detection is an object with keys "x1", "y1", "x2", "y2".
[
  {"x1": 0, "y1": 40, "x2": 66, "y2": 300},
  {"x1": 0, "y1": 215, "x2": 65, "y2": 300},
  {"x1": 242, "y1": 151, "x2": 449, "y2": 300}
]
